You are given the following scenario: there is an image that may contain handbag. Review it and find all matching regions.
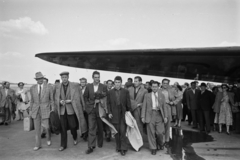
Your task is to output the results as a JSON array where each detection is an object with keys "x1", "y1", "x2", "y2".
[
  {"x1": 0, "y1": 107, "x2": 5, "y2": 117},
  {"x1": 24, "y1": 116, "x2": 35, "y2": 131}
]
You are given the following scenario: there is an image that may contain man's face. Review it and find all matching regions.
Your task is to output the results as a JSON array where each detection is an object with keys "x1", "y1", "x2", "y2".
[
  {"x1": 200, "y1": 86, "x2": 206, "y2": 92},
  {"x1": 174, "y1": 82, "x2": 178, "y2": 88},
  {"x1": 43, "y1": 79, "x2": 48, "y2": 84},
  {"x1": 36, "y1": 78, "x2": 44, "y2": 85},
  {"x1": 114, "y1": 80, "x2": 122, "y2": 89},
  {"x1": 152, "y1": 84, "x2": 159, "y2": 93},
  {"x1": 61, "y1": 75, "x2": 69, "y2": 84},
  {"x1": 145, "y1": 83, "x2": 150, "y2": 89},
  {"x1": 162, "y1": 80, "x2": 169, "y2": 89},
  {"x1": 5, "y1": 83, "x2": 10, "y2": 89},
  {"x1": 93, "y1": 74, "x2": 100, "y2": 83},
  {"x1": 80, "y1": 80, "x2": 87, "y2": 87},
  {"x1": 237, "y1": 83, "x2": 240, "y2": 88},
  {"x1": 191, "y1": 83, "x2": 196, "y2": 89},
  {"x1": 134, "y1": 78, "x2": 141, "y2": 88},
  {"x1": 107, "y1": 81, "x2": 113, "y2": 89}
]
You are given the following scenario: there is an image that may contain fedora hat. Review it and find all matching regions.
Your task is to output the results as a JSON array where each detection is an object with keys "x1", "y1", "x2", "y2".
[{"x1": 34, "y1": 72, "x2": 45, "y2": 79}]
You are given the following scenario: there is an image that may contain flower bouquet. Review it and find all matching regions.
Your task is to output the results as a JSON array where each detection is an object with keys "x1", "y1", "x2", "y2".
[{"x1": 94, "y1": 91, "x2": 106, "y2": 108}]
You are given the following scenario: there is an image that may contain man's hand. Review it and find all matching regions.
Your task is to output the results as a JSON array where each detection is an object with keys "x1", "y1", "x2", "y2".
[
  {"x1": 108, "y1": 114, "x2": 113, "y2": 119},
  {"x1": 60, "y1": 100, "x2": 65, "y2": 105},
  {"x1": 164, "y1": 117, "x2": 168, "y2": 124},
  {"x1": 95, "y1": 99, "x2": 100, "y2": 103},
  {"x1": 137, "y1": 104, "x2": 141, "y2": 107},
  {"x1": 65, "y1": 100, "x2": 72, "y2": 104},
  {"x1": 141, "y1": 118, "x2": 145, "y2": 123},
  {"x1": 169, "y1": 102, "x2": 174, "y2": 105}
]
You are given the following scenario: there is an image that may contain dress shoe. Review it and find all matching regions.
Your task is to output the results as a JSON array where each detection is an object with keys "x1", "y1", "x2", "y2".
[
  {"x1": 86, "y1": 147, "x2": 93, "y2": 154},
  {"x1": 0, "y1": 122, "x2": 4, "y2": 125},
  {"x1": 33, "y1": 147, "x2": 41, "y2": 151},
  {"x1": 164, "y1": 142, "x2": 169, "y2": 148},
  {"x1": 226, "y1": 131, "x2": 230, "y2": 135},
  {"x1": 116, "y1": 149, "x2": 120, "y2": 152},
  {"x1": 106, "y1": 137, "x2": 111, "y2": 142},
  {"x1": 41, "y1": 133, "x2": 46, "y2": 138},
  {"x1": 151, "y1": 149, "x2": 156, "y2": 155},
  {"x1": 74, "y1": 140, "x2": 78, "y2": 145},
  {"x1": 98, "y1": 144, "x2": 102, "y2": 148},
  {"x1": 4, "y1": 122, "x2": 8, "y2": 126},
  {"x1": 121, "y1": 150, "x2": 126, "y2": 156},
  {"x1": 160, "y1": 145, "x2": 164, "y2": 150},
  {"x1": 58, "y1": 146, "x2": 66, "y2": 151},
  {"x1": 47, "y1": 141, "x2": 51, "y2": 146}
]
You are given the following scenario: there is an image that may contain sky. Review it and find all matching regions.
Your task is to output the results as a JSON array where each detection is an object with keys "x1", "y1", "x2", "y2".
[{"x1": 0, "y1": 0, "x2": 239, "y2": 84}]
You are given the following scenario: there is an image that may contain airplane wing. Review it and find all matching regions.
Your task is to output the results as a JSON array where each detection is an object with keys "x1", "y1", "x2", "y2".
[{"x1": 35, "y1": 46, "x2": 240, "y2": 83}]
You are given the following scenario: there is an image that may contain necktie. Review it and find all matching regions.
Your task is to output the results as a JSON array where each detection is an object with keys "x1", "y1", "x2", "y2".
[
  {"x1": 39, "y1": 85, "x2": 42, "y2": 99},
  {"x1": 154, "y1": 92, "x2": 158, "y2": 108}
]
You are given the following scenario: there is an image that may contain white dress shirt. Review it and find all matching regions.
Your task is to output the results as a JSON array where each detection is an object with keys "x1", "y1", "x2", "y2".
[
  {"x1": 38, "y1": 84, "x2": 43, "y2": 94},
  {"x1": 152, "y1": 92, "x2": 158, "y2": 110},
  {"x1": 82, "y1": 87, "x2": 86, "y2": 94},
  {"x1": 5, "y1": 89, "x2": 8, "y2": 96},
  {"x1": 93, "y1": 83, "x2": 99, "y2": 92},
  {"x1": 192, "y1": 89, "x2": 195, "y2": 94}
]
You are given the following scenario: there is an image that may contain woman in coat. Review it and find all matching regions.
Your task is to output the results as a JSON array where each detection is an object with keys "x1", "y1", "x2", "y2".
[
  {"x1": 218, "y1": 84, "x2": 234, "y2": 135},
  {"x1": 174, "y1": 85, "x2": 183, "y2": 128},
  {"x1": 15, "y1": 82, "x2": 29, "y2": 120}
]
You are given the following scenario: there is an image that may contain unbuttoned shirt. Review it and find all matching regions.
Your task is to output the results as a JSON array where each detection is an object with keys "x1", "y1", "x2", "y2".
[
  {"x1": 152, "y1": 92, "x2": 158, "y2": 110},
  {"x1": 81, "y1": 86, "x2": 86, "y2": 94},
  {"x1": 5, "y1": 88, "x2": 8, "y2": 96},
  {"x1": 162, "y1": 89, "x2": 169, "y2": 103},
  {"x1": 94, "y1": 83, "x2": 99, "y2": 92},
  {"x1": 192, "y1": 89, "x2": 195, "y2": 94}
]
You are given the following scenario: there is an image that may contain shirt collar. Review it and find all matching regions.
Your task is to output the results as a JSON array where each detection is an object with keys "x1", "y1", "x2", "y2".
[{"x1": 114, "y1": 87, "x2": 121, "y2": 91}]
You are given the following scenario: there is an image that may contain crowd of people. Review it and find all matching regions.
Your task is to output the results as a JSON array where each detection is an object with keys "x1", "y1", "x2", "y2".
[{"x1": 0, "y1": 71, "x2": 240, "y2": 156}]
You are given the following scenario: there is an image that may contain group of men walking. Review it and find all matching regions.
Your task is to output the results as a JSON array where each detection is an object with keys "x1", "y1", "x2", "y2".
[{"x1": 25, "y1": 70, "x2": 181, "y2": 156}]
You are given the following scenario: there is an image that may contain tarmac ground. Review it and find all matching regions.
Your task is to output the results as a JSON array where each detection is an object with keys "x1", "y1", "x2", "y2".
[{"x1": 1, "y1": 117, "x2": 240, "y2": 160}]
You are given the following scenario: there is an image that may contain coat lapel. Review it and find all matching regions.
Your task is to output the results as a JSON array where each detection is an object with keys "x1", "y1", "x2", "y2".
[
  {"x1": 35, "y1": 85, "x2": 38, "y2": 99},
  {"x1": 70, "y1": 82, "x2": 75, "y2": 100},
  {"x1": 135, "y1": 87, "x2": 142, "y2": 100}
]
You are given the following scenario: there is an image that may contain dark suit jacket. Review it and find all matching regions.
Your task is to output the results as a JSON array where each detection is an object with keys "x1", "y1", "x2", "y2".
[
  {"x1": 199, "y1": 90, "x2": 214, "y2": 111},
  {"x1": 83, "y1": 83, "x2": 107, "y2": 114},
  {"x1": 107, "y1": 88, "x2": 131, "y2": 124},
  {"x1": 186, "y1": 89, "x2": 201, "y2": 110},
  {"x1": 182, "y1": 88, "x2": 191, "y2": 106}
]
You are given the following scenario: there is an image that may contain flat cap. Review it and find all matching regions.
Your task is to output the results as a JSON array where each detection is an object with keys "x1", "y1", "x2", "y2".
[{"x1": 60, "y1": 71, "x2": 69, "y2": 76}]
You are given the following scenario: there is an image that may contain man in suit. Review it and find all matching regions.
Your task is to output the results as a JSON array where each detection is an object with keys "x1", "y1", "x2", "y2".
[
  {"x1": 128, "y1": 76, "x2": 147, "y2": 137},
  {"x1": 234, "y1": 79, "x2": 240, "y2": 134},
  {"x1": 84, "y1": 71, "x2": 107, "y2": 154},
  {"x1": 182, "y1": 83, "x2": 192, "y2": 125},
  {"x1": 199, "y1": 83, "x2": 215, "y2": 133},
  {"x1": 54, "y1": 72, "x2": 87, "y2": 151},
  {"x1": 141, "y1": 81, "x2": 167, "y2": 155},
  {"x1": 104, "y1": 79, "x2": 114, "y2": 142},
  {"x1": 186, "y1": 81, "x2": 201, "y2": 129},
  {"x1": 0, "y1": 81, "x2": 16, "y2": 125},
  {"x1": 29, "y1": 72, "x2": 54, "y2": 151},
  {"x1": 160, "y1": 78, "x2": 181, "y2": 147},
  {"x1": 80, "y1": 77, "x2": 88, "y2": 141},
  {"x1": 107, "y1": 76, "x2": 131, "y2": 156}
]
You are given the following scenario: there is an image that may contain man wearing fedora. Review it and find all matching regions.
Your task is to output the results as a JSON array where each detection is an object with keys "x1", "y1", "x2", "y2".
[
  {"x1": 29, "y1": 72, "x2": 54, "y2": 151},
  {"x1": 199, "y1": 82, "x2": 214, "y2": 133},
  {"x1": 54, "y1": 71, "x2": 87, "y2": 151}
]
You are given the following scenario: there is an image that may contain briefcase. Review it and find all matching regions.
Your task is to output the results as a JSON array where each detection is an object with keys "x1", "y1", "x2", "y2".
[{"x1": 24, "y1": 117, "x2": 34, "y2": 131}]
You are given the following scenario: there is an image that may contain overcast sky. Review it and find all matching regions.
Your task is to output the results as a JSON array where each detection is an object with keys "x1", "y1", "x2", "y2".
[{"x1": 0, "y1": 0, "x2": 239, "y2": 84}]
